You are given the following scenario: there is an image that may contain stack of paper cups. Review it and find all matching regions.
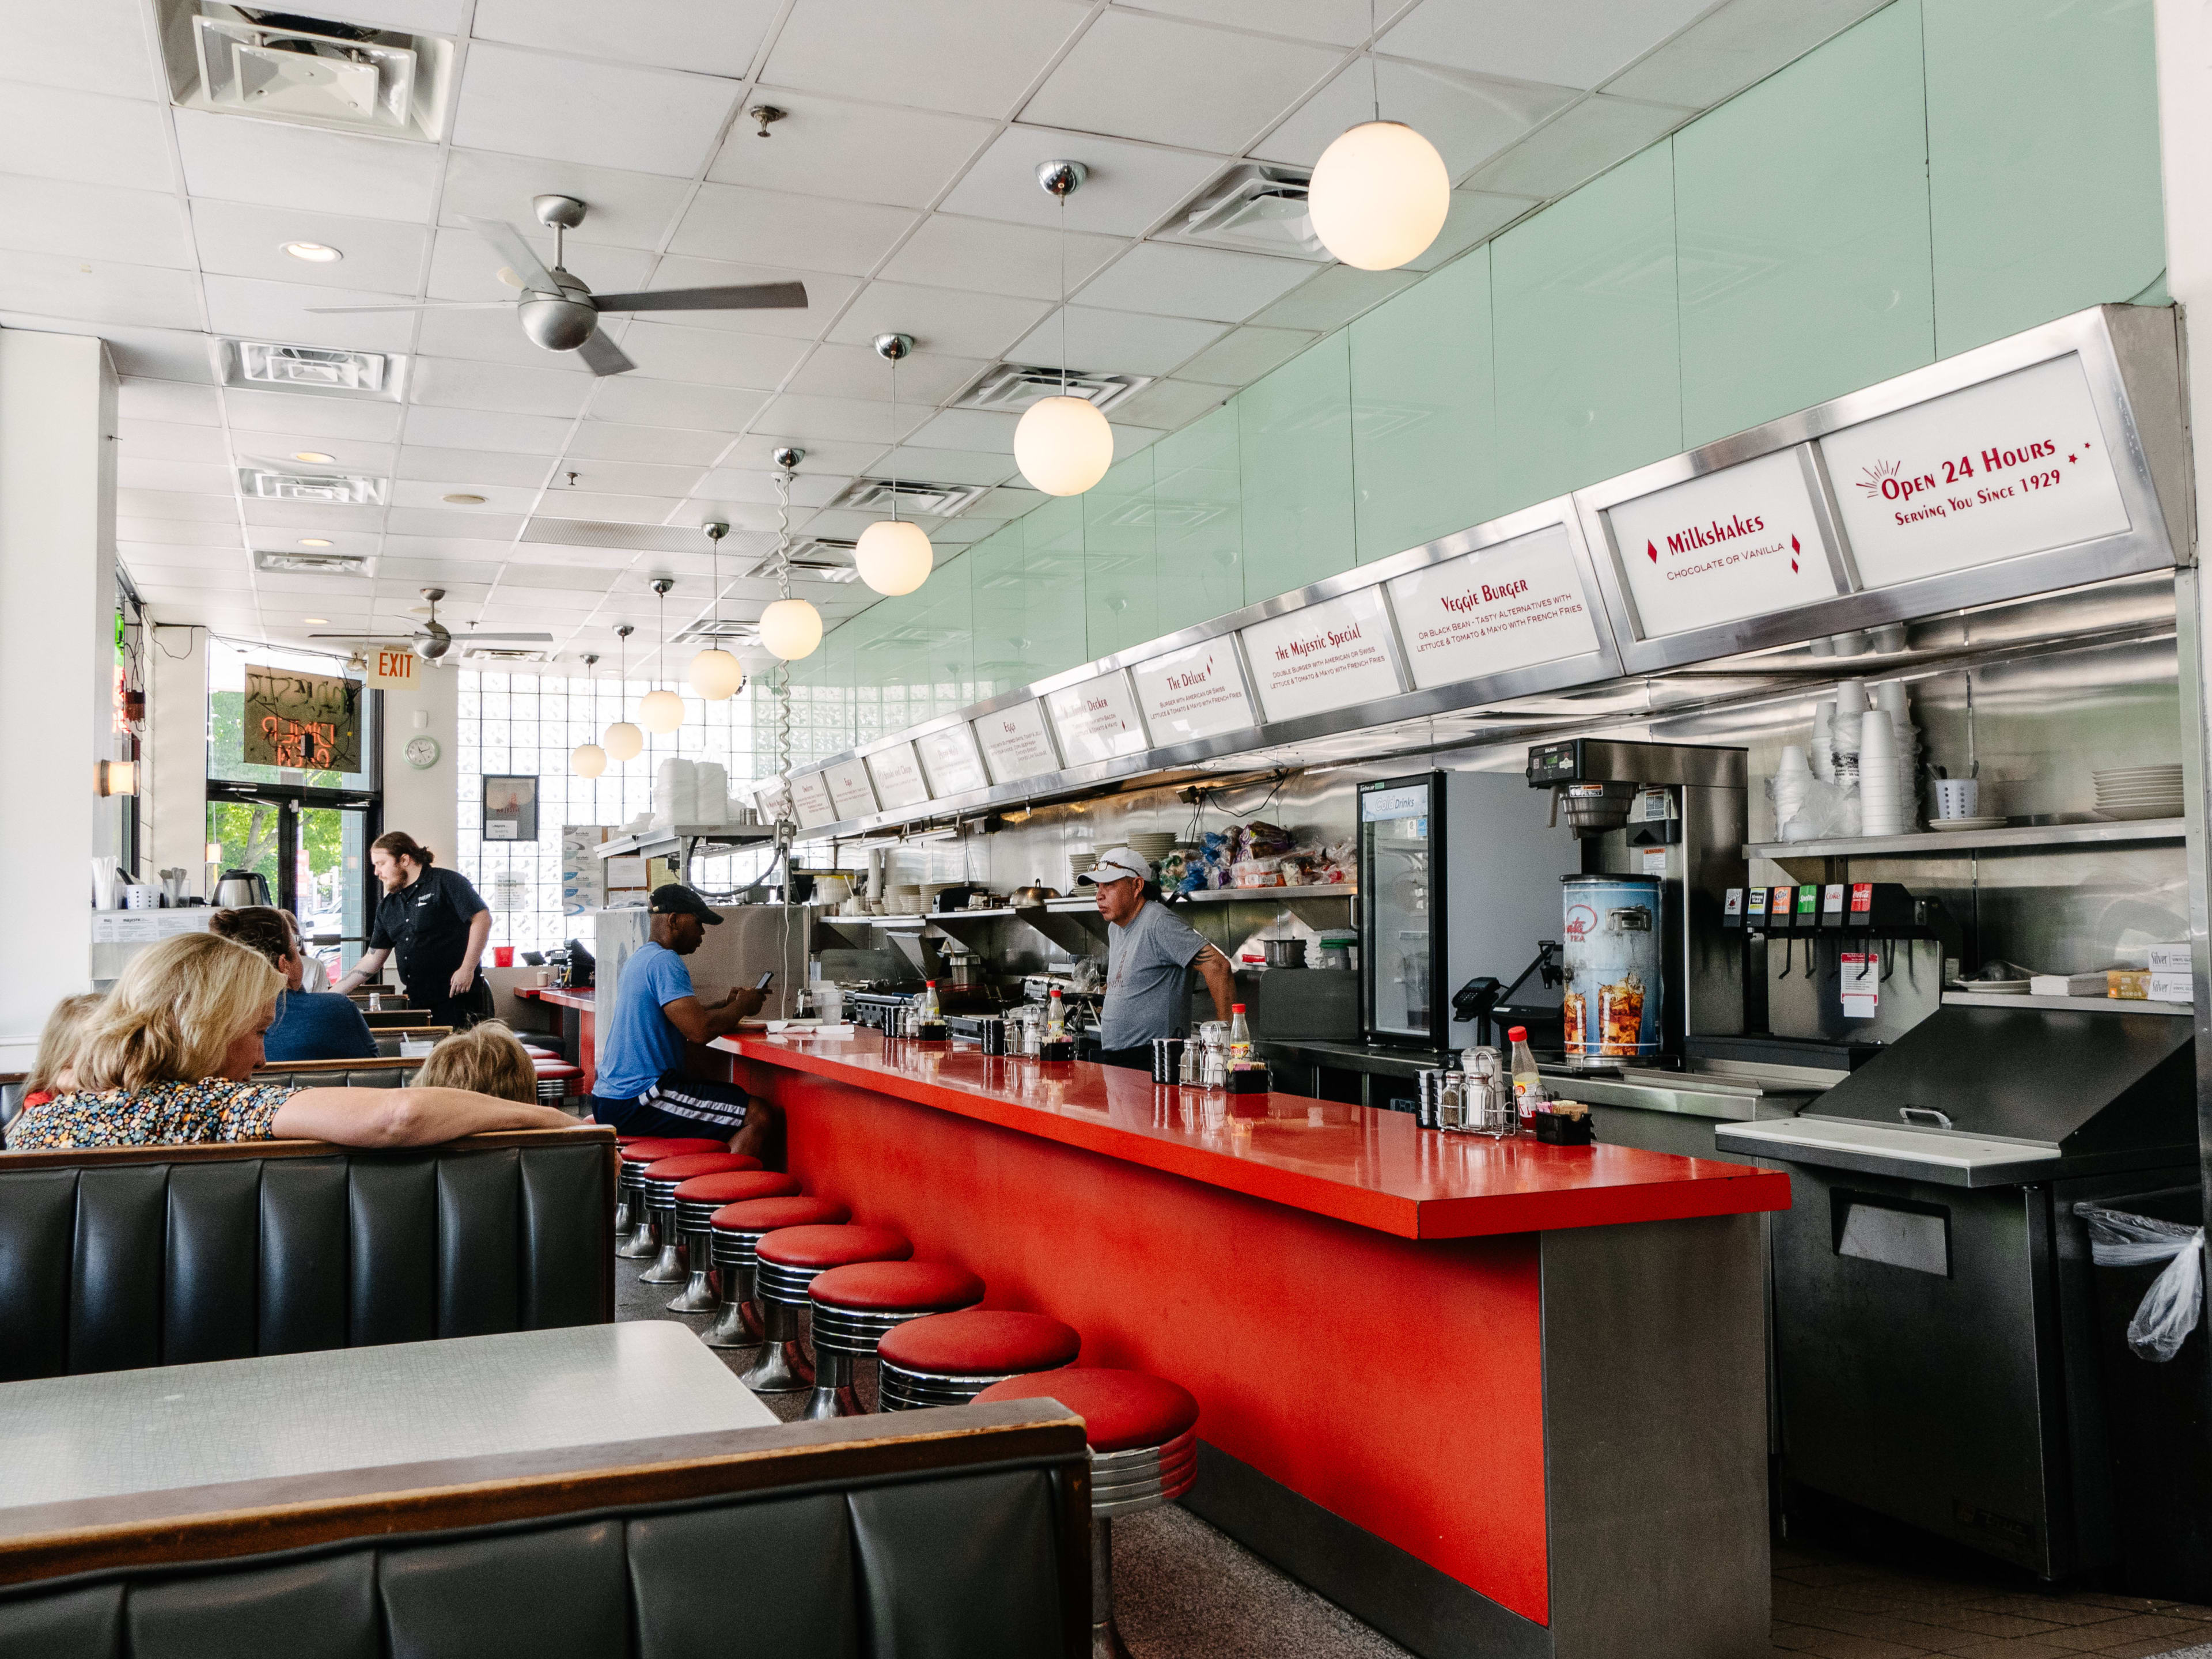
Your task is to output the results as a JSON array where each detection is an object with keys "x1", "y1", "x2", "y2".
[
  {"x1": 1774, "y1": 744, "x2": 1812, "y2": 839},
  {"x1": 1830, "y1": 681, "x2": 1866, "y2": 783},
  {"x1": 1858, "y1": 709, "x2": 1902, "y2": 835},
  {"x1": 1810, "y1": 700, "x2": 1837, "y2": 783},
  {"x1": 1872, "y1": 681, "x2": 1917, "y2": 827}
]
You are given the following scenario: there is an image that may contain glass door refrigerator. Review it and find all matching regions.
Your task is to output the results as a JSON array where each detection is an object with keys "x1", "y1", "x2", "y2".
[{"x1": 1358, "y1": 774, "x2": 1448, "y2": 1050}]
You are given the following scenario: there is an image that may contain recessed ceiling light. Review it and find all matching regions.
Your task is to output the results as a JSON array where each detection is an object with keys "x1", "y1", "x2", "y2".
[
  {"x1": 442, "y1": 492, "x2": 486, "y2": 505},
  {"x1": 298, "y1": 537, "x2": 334, "y2": 547},
  {"x1": 293, "y1": 450, "x2": 336, "y2": 464},
  {"x1": 304, "y1": 616, "x2": 329, "y2": 624},
  {"x1": 283, "y1": 241, "x2": 342, "y2": 263}
]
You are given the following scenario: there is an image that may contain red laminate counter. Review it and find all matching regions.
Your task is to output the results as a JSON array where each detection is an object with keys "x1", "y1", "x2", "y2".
[
  {"x1": 711, "y1": 1030, "x2": 1787, "y2": 1239},
  {"x1": 516, "y1": 986, "x2": 594, "y2": 1013},
  {"x1": 516, "y1": 987, "x2": 596, "y2": 1093}
]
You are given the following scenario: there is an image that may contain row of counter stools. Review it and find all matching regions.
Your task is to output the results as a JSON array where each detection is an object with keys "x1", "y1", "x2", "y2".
[{"x1": 613, "y1": 1135, "x2": 1198, "y2": 1657}]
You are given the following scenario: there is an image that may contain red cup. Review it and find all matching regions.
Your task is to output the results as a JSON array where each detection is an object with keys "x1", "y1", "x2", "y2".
[{"x1": 493, "y1": 946, "x2": 514, "y2": 968}]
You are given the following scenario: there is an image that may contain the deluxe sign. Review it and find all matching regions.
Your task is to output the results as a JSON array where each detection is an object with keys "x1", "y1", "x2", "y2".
[
  {"x1": 1131, "y1": 639, "x2": 1255, "y2": 744},
  {"x1": 1604, "y1": 448, "x2": 1839, "y2": 638},
  {"x1": 1385, "y1": 522, "x2": 1602, "y2": 690}
]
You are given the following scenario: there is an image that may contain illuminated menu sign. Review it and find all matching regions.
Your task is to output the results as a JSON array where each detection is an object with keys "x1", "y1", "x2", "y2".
[
  {"x1": 1045, "y1": 671, "x2": 1149, "y2": 767},
  {"x1": 1384, "y1": 522, "x2": 1602, "y2": 690},
  {"x1": 1606, "y1": 448, "x2": 1839, "y2": 637},
  {"x1": 1820, "y1": 354, "x2": 2131, "y2": 589},
  {"x1": 864, "y1": 740, "x2": 930, "y2": 811},
  {"x1": 821, "y1": 757, "x2": 877, "y2": 820},
  {"x1": 1239, "y1": 587, "x2": 1403, "y2": 724},
  {"x1": 916, "y1": 722, "x2": 989, "y2": 797},
  {"x1": 1131, "y1": 638, "x2": 1256, "y2": 744},
  {"x1": 976, "y1": 700, "x2": 1060, "y2": 785},
  {"x1": 789, "y1": 771, "x2": 835, "y2": 830}
]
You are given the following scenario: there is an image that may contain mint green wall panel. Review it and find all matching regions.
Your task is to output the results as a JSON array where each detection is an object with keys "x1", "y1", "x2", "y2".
[
  {"x1": 1022, "y1": 495, "x2": 1089, "y2": 681},
  {"x1": 1491, "y1": 143, "x2": 1682, "y2": 512},
  {"x1": 1350, "y1": 245, "x2": 1497, "y2": 561},
  {"x1": 968, "y1": 525, "x2": 1031, "y2": 698},
  {"x1": 1675, "y1": 0, "x2": 1934, "y2": 446},
  {"x1": 1238, "y1": 332, "x2": 1355, "y2": 600},
  {"x1": 1152, "y1": 405, "x2": 1244, "y2": 635},
  {"x1": 1084, "y1": 449, "x2": 1158, "y2": 660},
  {"x1": 1925, "y1": 0, "x2": 2164, "y2": 355}
]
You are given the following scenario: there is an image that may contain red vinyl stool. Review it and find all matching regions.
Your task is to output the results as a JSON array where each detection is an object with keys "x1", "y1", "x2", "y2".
[
  {"x1": 531, "y1": 1057, "x2": 581, "y2": 1107},
  {"x1": 743, "y1": 1225, "x2": 910, "y2": 1395},
  {"x1": 635, "y1": 1153, "x2": 761, "y2": 1285},
  {"x1": 613, "y1": 1137, "x2": 723, "y2": 1253},
  {"x1": 667, "y1": 1169, "x2": 801, "y2": 1315},
  {"x1": 876, "y1": 1310, "x2": 1081, "y2": 1412},
  {"x1": 706, "y1": 1196, "x2": 850, "y2": 1354},
  {"x1": 975, "y1": 1369, "x2": 1200, "y2": 1659},
  {"x1": 803, "y1": 1261, "x2": 985, "y2": 1420}
]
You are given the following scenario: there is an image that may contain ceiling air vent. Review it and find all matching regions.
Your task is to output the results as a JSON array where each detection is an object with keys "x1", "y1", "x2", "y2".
[
  {"x1": 675, "y1": 618, "x2": 760, "y2": 645},
  {"x1": 253, "y1": 547, "x2": 374, "y2": 576},
  {"x1": 957, "y1": 363, "x2": 1149, "y2": 415},
  {"x1": 238, "y1": 464, "x2": 387, "y2": 505},
  {"x1": 831, "y1": 478, "x2": 988, "y2": 517},
  {"x1": 460, "y1": 646, "x2": 552, "y2": 665},
  {"x1": 221, "y1": 339, "x2": 403, "y2": 401},
  {"x1": 1166, "y1": 162, "x2": 1324, "y2": 260},
  {"x1": 744, "y1": 539, "x2": 861, "y2": 585},
  {"x1": 168, "y1": 4, "x2": 457, "y2": 142},
  {"x1": 518, "y1": 518, "x2": 704, "y2": 555}
]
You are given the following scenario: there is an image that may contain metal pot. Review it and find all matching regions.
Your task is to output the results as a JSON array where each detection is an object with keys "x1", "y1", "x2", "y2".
[
  {"x1": 213, "y1": 869, "x2": 272, "y2": 908},
  {"x1": 1011, "y1": 884, "x2": 1060, "y2": 908},
  {"x1": 1262, "y1": 937, "x2": 1307, "y2": 969}
]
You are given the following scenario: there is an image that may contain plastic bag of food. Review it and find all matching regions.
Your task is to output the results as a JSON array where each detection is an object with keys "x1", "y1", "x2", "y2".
[{"x1": 2076, "y1": 1204, "x2": 2206, "y2": 1362}]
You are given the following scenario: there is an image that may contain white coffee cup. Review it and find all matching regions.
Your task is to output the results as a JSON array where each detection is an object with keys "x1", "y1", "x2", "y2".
[{"x1": 1934, "y1": 777, "x2": 1979, "y2": 819}]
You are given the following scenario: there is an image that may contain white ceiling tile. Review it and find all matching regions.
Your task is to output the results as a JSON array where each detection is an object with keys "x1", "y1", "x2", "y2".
[
  {"x1": 426, "y1": 224, "x2": 654, "y2": 302},
  {"x1": 397, "y1": 446, "x2": 558, "y2": 486},
  {"x1": 1096, "y1": 377, "x2": 1234, "y2": 430},
  {"x1": 688, "y1": 467, "x2": 849, "y2": 506},
  {"x1": 502, "y1": 562, "x2": 628, "y2": 593},
  {"x1": 1132, "y1": 0, "x2": 1388, "y2": 47},
  {"x1": 13, "y1": 317, "x2": 214, "y2": 381},
  {"x1": 1109, "y1": 421, "x2": 1165, "y2": 456},
  {"x1": 119, "y1": 488, "x2": 238, "y2": 523},
  {"x1": 119, "y1": 378, "x2": 222, "y2": 427},
  {"x1": 1076, "y1": 242, "x2": 1312, "y2": 323},
  {"x1": 378, "y1": 558, "x2": 506, "y2": 584},
  {"x1": 470, "y1": 0, "x2": 779, "y2": 76},
  {"x1": 506, "y1": 541, "x2": 642, "y2": 571},
  {"x1": 387, "y1": 506, "x2": 527, "y2": 539},
  {"x1": 225, "y1": 389, "x2": 406, "y2": 442},
  {"x1": 1604, "y1": 0, "x2": 1889, "y2": 106},
  {"x1": 451, "y1": 43, "x2": 742, "y2": 178},
  {"x1": 565, "y1": 422, "x2": 735, "y2": 465},
  {"x1": 706, "y1": 88, "x2": 998, "y2": 211},
  {"x1": 243, "y1": 499, "x2": 385, "y2": 532},
  {"x1": 117, "y1": 457, "x2": 234, "y2": 495},
  {"x1": 1023, "y1": 12, "x2": 1342, "y2": 154},
  {"x1": 0, "y1": 176, "x2": 192, "y2": 268},
  {"x1": 202, "y1": 274, "x2": 418, "y2": 353},
  {"x1": 874, "y1": 447, "x2": 1019, "y2": 488},
  {"x1": 120, "y1": 565, "x2": 244, "y2": 592},
  {"x1": 1008, "y1": 306, "x2": 1229, "y2": 377},
  {"x1": 191, "y1": 199, "x2": 430, "y2": 295},
  {"x1": 0, "y1": 85, "x2": 171, "y2": 190},
  {"x1": 878, "y1": 214, "x2": 1126, "y2": 302},
  {"x1": 1, "y1": 0, "x2": 158, "y2": 98},
  {"x1": 1248, "y1": 263, "x2": 1418, "y2": 331},
  {"x1": 1461, "y1": 96, "x2": 1690, "y2": 198},
  {"x1": 1173, "y1": 324, "x2": 1320, "y2": 384},
  {"x1": 391, "y1": 479, "x2": 542, "y2": 514},
  {"x1": 611, "y1": 323, "x2": 811, "y2": 391},
  {"x1": 717, "y1": 433, "x2": 887, "y2": 474},
  {"x1": 120, "y1": 419, "x2": 232, "y2": 464},
  {"x1": 411, "y1": 305, "x2": 592, "y2": 372},
  {"x1": 586, "y1": 377, "x2": 770, "y2": 433},
  {"x1": 411, "y1": 357, "x2": 594, "y2": 418},
  {"x1": 781, "y1": 343, "x2": 987, "y2": 404},
  {"x1": 824, "y1": 282, "x2": 1051, "y2": 360},
  {"x1": 118, "y1": 520, "x2": 244, "y2": 548},
  {"x1": 401, "y1": 404, "x2": 580, "y2": 453},
  {"x1": 670, "y1": 184, "x2": 921, "y2": 279},
  {"x1": 764, "y1": 0, "x2": 1092, "y2": 118},
  {"x1": 171, "y1": 108, "x2": 442, "y2": 222},
  {"x1": 438, "y1": 150, "x2": 694, "y2": 253},
  {"x1": 638, "y1": 256, "x2": 861, "y2": 338},
  {"x1": 534, "y1": 490, "x2": 686, "y2": 524},
  {"x1": 1383, "y1": 0, "x2": 1714, "y2": 92},
  {"x1": 938, "y1": 125, "x2": 1225, "y2": 236},
  {"x1": 907, "y1": 408, "x2": 1019, "y2": 453},
  {"x1": 1255, "y1": 56, "x2": 1577, "y2": 178},
  {"x1": 751, "y1": 393, "x2": 929, "y2": 445},
  {"x1": 548, "y1": 459, "x2": 707, "y2": 496},
  {"x1": 382, "y1": 535, "x2": 518, "y2": 564}
]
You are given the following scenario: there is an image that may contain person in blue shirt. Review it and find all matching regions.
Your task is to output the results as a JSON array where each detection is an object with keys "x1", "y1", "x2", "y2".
[
  {"x1": 207, "y1": 906, "x2": 378, "y2": 1063},
  {"x1": 589, "y1": 885, "x2": 772, "y2": 1158}
]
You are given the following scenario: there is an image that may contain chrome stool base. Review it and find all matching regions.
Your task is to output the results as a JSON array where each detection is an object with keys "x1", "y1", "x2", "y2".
[
  {"x1": 703, "y1": 1295, "x2": 764, "y2": 1349},
  {"x1": 612, "y1": 1195, "x2": 632, "y2": 1234},
  {"x1": 666, "y1": 1266, "x2": 719, "y2": 1314},
  {"x1": 1092, "y1": 1518, "x2": 1132, "y2": 1659},
  {"x1": 1089, "y1": 1430, "x2": 1196, "y2": 1658},
  {"x1": 615, "y1": 1218, "x2": 658, "y2": 1259},
  {"x1": 738, "y1": 1302, "x2": 814, "y2": 1392},
  {"x1": 801, "y1": 1351, "x2": 864, "y2": 1419},
  {"x1": 637, "y1": 1238, "x2": 688, "y2": 1285}
]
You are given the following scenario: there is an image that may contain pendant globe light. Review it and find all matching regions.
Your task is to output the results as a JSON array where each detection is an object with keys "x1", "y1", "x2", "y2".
[
  {"x1": 639, "y1": 578, "x2": 687, "y2": 734},
  {"x1": 603, "y1": 624, "x2": 643, "y2": 762},
  {"x1": 1306, "y1": 1, "x2": 1448, "y2": 271},
  {"x1": 1015, "y1": 160, "x2": 1113, "y2": 497},
  {"x1": 688, "y1": 520, "x2": 747, "y2": 700},
  {"x1": 758, "y1": 446, "x2": 824, "y2": 661},
  {"x1": 855, "y1": 333, "x2": 934, "y2": 596},
  {"x1": 569, "y1": 652, "x2": 607, "y2": 778}
]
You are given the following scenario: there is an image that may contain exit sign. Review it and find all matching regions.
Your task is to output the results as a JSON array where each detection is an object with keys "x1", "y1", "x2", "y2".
[{"x1": 370, "y1": 649, "x2": 416, "y2": 685}]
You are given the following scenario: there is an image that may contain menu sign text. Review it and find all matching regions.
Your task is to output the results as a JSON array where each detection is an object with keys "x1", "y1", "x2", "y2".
[
  {"x1": 864, "y1": 741, "x2": 930, "y2": 811},
  {"x1": 916, "y1": 722, "x2": 989, "y2": 797},
  {"x1": 976, "y1": 700, "x2": 1060, "y2": 785},
  {"x1": 1240, "y1": 587, "x2": 1404, "y2": 724},
  {"x1": 1131, "y1": 639, "x2": 1256, "y2": 744},
  {"x1": 1046, "y1": 671, "x2": 1149, "y2": 767},
  {"x1": 821, "y1": 758, "x2": 878, "y2": 820},
  {"x1": 1820, "y1": 354, "x2": 2131, "y2": 589},
  {"x1": 789, "y1": 771, "x2": 836, "y2": 830},
  {"x1": 1385, "y1": 523, "x2": 1602, "y2": 690},
  {"x1": 1605, "y1": 448, "x2": 1839, "y2": 637}
]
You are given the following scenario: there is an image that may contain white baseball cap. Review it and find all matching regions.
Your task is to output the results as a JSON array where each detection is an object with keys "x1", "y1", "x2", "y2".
[{"x1": 1077, "y1": 847, "x2": 1153, "y2": 887}]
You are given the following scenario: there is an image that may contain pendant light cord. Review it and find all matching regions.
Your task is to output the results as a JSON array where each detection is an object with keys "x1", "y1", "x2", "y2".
[
  {"x1": 1059, "y1": 191, "x2": 1070, "y2": 395},
  {"x1": 771, "y1": 466, "x2": 793, "y2": 790},
  {"x1": 1369, "y1": 0, "x2": 1380, "y2": 122},
  {"x1": 889, "y1": 352, "x2": 900, "y2": 524}
]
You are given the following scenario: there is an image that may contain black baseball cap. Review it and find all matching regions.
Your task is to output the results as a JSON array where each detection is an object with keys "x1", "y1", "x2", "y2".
[{"x1": 649, "y1": 884, "x2": 723, "y2": 923}]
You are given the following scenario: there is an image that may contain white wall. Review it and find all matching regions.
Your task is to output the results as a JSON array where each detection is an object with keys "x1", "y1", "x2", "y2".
[
  {"x1": 378, "y1": 659, "x2": 459, "y2": 868},
  {"x1": 0, "y1": 329, "x2": 118, "y2": 1067},
  {"x1": 145, "y1": 622, "x2": 207, "y2": 890}
]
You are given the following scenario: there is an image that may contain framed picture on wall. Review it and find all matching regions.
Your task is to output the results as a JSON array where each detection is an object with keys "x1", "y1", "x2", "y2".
[{"x1": 482, "y1": 774, "x2": 539, "y2": 842}]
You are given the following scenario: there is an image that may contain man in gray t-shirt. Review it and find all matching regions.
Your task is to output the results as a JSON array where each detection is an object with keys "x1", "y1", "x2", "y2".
[{"x1": 1078, "y1": 848, "x2": 1236, "y2": 1068}]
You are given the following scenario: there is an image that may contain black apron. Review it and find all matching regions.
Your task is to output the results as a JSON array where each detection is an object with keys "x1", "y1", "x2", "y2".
[{"x1": 369, "y1": 866, "x2": 491, "y2": 1029}]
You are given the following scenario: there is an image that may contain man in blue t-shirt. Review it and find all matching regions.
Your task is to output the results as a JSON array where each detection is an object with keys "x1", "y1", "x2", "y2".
[
  {"x1": 209, "y1": 906, "x2": 378, "y2": 1063},
  {"x1": 590, "y1": 885, "x2": 772, "y2": 1157}
]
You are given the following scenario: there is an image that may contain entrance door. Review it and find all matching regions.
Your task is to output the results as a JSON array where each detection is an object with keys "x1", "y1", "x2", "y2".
[{"x1": 206, "y1": 787, "x2": 380, "y2": 982}]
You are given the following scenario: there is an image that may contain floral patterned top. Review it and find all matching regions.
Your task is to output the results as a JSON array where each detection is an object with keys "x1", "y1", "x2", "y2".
[{"x1": 6, "y1": 1078, "x2": 294, "y2": 1151}]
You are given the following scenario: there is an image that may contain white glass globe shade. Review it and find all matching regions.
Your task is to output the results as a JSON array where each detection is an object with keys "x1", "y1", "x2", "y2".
[
  {"x1": 759, "y1": 597, "x2": 823, "y2": 661},
  {"x1": 1308, "y1": 120, "x2": 1450, "y2": 271},
  {"x1": 688, "y1": 646, "x2": 745, "y2": 700},
  {"x1": 855, "y1": 517, "x2": 934, "y2": 596},
  {"x1": 603, "y1": 720, "x2": 643, "y2": 761},
  {"x1": 1014, "y1": 394, "x2": 1113, "y2": 497},
  {"x1": 569, "y1": 741, "x2": 607, "y2": 779},
  {"x1": 639, "y1": 687, "x2": 687, "y2": 734}
]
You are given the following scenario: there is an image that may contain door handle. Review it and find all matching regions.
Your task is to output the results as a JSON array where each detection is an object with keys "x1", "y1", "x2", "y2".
[{"x1": 1899, "y1": 1105, "x2": 1952, "y2": 1130}]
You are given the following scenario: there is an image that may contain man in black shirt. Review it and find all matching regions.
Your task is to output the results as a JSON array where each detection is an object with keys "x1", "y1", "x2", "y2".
[{"x1": 334, "y1": 831, "x2": 493, "y2": 1031}]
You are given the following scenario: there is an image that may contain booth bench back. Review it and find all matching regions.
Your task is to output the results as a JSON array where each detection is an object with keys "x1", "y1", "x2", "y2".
[{"x1": 0, "y1": 1128, "x2": 615, "y2": 1382}]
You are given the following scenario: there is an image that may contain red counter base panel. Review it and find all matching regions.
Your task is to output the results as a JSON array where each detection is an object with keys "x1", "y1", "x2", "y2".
[{"x1": 714, "y1": 1036, "x2": 1778, "y2": 1659}]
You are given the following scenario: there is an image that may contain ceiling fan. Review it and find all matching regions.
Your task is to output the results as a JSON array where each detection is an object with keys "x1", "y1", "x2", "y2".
[
  {"x1": 305, "y1": 195, "x2": 808, "y2": 376},
  {"x1": 309, "y1": 588, "x2": 552, "y2": 665}
]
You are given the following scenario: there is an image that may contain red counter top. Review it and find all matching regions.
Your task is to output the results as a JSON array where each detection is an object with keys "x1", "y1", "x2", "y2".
[
  {"x1": 714, "y1": 1031, "x2": 1787, "y2": 1240},
  {"x1": 516, "y1": 986, "x2": 594, "y2": 1012}
]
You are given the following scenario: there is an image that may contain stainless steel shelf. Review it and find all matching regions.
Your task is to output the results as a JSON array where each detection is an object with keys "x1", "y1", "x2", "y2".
[
  {"x1": 1942, "y1": 991, "x2": 2192, "y2": 1016},
  {"x1": 1745, "y1": 819, "x2": 2184, "y2": 861},
  {"x1": 595, "y1": 823, "x2": 776, "y2": 861},
  {"x1": 1169, "y1": 883, "x2": 1357, "y2": 904}
]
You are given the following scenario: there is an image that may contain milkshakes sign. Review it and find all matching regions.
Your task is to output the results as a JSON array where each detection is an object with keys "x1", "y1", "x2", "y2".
[
  {"x1": 1820, "y1": 354, "x2": 2131, "y2": 588},
  {"x1": 1385, "y1": 522, "x2": 1602, "y2": 690},
  {"x1": 1046, "y1": 671, "x2": 1149, "y2": 767},
  {"x1": 1605, "y1": 448, "x2": 1838, "y2": 638},
  {"x1": 976, "y1": 700, "x2": 1060, "y2": 786},
  {"x1": 1130, "y1": 639, "x2": 1256, "y2": 744},
  {"x1": 1239, "y1": 587, "x2": 1403, "y2": 724}
]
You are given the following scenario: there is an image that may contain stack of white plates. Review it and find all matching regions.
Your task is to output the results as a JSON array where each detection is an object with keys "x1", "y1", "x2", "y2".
[
  {"x1": 2093, "y1": 765, "x2": 2184, "y2": 821},
  {"x1": 1068, "y1": 852, "x2": 1098, "y2": 879},
  {"x1": 1126, "y1": 832, "x2": 1175, "y2": 861}
]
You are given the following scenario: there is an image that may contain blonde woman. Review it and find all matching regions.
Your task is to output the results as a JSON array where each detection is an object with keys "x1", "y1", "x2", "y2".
[
  {"x1": 18, "y1": 991, "x2": 104, "y2": 1110},
  {"x1": 7, "y1": 934, "x2": 574, "y2": 1152},
  {"x1": 416, "y1": 1021, "x2": 541, "y2": 1107}
]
